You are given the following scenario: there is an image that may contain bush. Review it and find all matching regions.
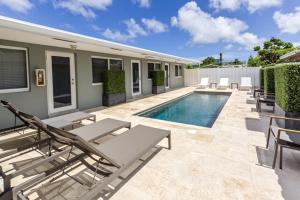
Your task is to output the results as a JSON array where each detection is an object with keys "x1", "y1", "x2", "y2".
[
  {"x1": 264, "y1": 67, "x2": 275, "y2": 94},
  {"x1": 275, "y1": 63, "x2": 300, "y2": 112},
  {"x1": 102, "y1": 70, "x2": 125, "y2": 95},
  {"x1": 152, "y1": 71, "x2": 165, "y2": 86},
  {"x1": 260, "y1": 68, "x2": 264, "y2": 89}
]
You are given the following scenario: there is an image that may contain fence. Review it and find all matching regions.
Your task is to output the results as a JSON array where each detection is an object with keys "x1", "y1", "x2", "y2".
[{"x1": 184, "y1": 67, "x2": 260, "y2": 88}]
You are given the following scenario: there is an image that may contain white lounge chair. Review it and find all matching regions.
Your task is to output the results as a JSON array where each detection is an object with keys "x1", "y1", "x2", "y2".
[
  {"x1": 240, "y1": 77, "x2": 252, "y2": 90},
  {"x1": 218, "y1": 78, "x2": 229, "y2": 89},
  {"x1": 198, "y1": 77, "x2": 209, "y2": 88}
]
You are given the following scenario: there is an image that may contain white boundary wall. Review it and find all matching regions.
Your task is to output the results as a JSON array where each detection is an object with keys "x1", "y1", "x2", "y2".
[{"x1": 184, "y1": 67, "x2": 260, "y2": 87}]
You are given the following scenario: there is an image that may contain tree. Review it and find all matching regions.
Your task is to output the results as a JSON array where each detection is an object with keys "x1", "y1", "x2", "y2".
[
  {"x1": 200, "y1": 56, "x2": 216, "y2": 67},
  {"x1": 253, "y1": 37, "x2": 295, "y2": 65},
  {"x1": 247, "y1": 56, "x2": 262, "y2": 67},
  {"x1": 231, "y1": 58, "x2": 243, "y2": 65}
]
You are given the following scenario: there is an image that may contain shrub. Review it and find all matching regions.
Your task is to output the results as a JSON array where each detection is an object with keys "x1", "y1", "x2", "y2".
[
  {"x1": 260, "y1": 68, "x2": 264, "y2": 89},
  {"x1": 152, "y1": 71, "x2": 165, "y2": 86},
  {"x1": 102, "y1": 70, "x2": 125, "y2": 95},
  {"x1": 275, "y1": 63, "x2": 300, "y2": 112},
  {"x1": 264, "y1": 66, "x2": 275, "y2": 94}
]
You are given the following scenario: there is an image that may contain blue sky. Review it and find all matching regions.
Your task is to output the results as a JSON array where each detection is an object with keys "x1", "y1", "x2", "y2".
[{"x1": 0, "y1": 0, "x2": 300, "y2": 61}]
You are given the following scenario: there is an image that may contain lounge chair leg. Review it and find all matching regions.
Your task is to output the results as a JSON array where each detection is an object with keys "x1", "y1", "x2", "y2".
[
  {"x1": 272, "y1": 141, "x2": 279, "y2": 169},
  {"x1": 167, "y1": 135, "x2": 171, "y2": 150},
  {"x1": 266, "y1": 128, "x2": 271, "y2": 149},
  {"x1": 279, "y1": 145, "x2": 283, "y2": 169}
]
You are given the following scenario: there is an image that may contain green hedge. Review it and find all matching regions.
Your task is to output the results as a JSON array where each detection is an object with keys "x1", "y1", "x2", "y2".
[
  {"x1": 152, "y1": 71, "x2": 165, "y2": 86},
  {"x1": 275, "y1": 63, "x2": 300, "y2": 112},
  {"x1": 264, "y1": 67, "x2": 275, "y2": 94},
  {"x1": 260, "y1": 68, "x2": 264, "y2": 89},
  {"x1": 102, "y1": 70, "x2": 125, "y2": 95}
]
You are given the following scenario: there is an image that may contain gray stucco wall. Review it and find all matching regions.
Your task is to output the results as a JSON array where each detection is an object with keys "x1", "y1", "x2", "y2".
[
  {"x1": 170, "y1": 63, "x2": 185, "y2": 88},
  {"x1": 0, "y1": 39, "x2": 185, "y2": 130}
]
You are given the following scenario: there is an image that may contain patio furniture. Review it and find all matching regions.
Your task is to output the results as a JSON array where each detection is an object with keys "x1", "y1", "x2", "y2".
[
  {"x1": 253, "y1": 88, "x2": 264, "y2": 98},
  {"x1": 218, "y1": 78, "x2": 229, "y2": 89},
  {"x1": 210, "y1": 82, "x2": 217, "y2": 89},
  {"x1": 198, "y1": 77, "x2": 209, "y2": 88},
  {"x1": 0, "y1": 100, "x2": 96, "y2": 131},
  {"x1": 240, "y1": 77, "x2": 252, "y2": 90},
  {"x1": 0, "y1": 110, "x2": 131, "y2": 159},
  {"x1": 0, "y1": 111, "x2": 132, "y2": 197},
  {"x1": 266, "y1": 115, "x2": 300, "y2": 169},
  {"x1": 256, "y1": 93, "x2": 275, "y2": 112},
  {"x1": 9, "y1": 118, "x2": 171, "y2": 200},
  {"x1": 230, "y1": 82, "x2": 239, "y2": 89}
]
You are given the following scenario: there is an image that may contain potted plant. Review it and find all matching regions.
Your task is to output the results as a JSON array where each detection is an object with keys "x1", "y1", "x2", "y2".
[
  {"x1": 102, "y1": 70, "x2": 126, "y2": 106},
  {"x1": 152, "y1": 70, "x2": 165, "y2": 94},
  {"x1": 274, "y1": 63, "x2": 300, "y2": 130}
]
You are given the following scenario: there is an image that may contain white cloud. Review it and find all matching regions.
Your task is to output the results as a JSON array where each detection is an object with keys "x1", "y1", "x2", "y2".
[
  {"x1": 224, "y1": 44, "x2": 233, "y2": 50},
  {"x1": 134, "y1": 0, "x2": 150, "y2": 8},
  {"x1": 125, "y1": 18, "x2": 147, "y2": 37},
  {"x1": 102, "y1": 18, "x2": 168, "y2": 42},
  {"x1": 141, "y1": 18, "x2": 168, "y2": 33},
  {"x1": 171, "y1": 1, "x2": 262, "y2": 49},
  {"x1": 102, "y1": 28, "x2": 133, "y2": 42},
  {"x1": 0, "y1": 0, "x2": 33, "y2": 13},
  {"x1": 209, "y1": 0, "x2": 282, "y2": 13},
  {"x1": 102, "y1": 18, "x2": 147, "y2": 42},
  {"x1": 54, "y1": 0, "x2": 112, "y2": 18},
  {"x1": 273, "y1": 7, "x2": 300, "y2": 34}
]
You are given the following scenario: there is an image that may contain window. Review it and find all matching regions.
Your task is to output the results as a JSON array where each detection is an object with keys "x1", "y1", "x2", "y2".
[
  {"x1": 0, "y1": 46, "x2": 29, "y2": 93},
  {"x1": 92, "y1": 57, "x2": 123, "y2": 84},
  {"x1": 148, "y1": 62, "x2": 161, "y2": 79},
  {"x1": 92, "y1": 58, "x2": 108, "y2": 84},
  {"x1": 110, "y1": 59, "x2": 123, "y2": 71},
  {"x1": 175, "y1": 65, "x2": 183, "y2": 77}
]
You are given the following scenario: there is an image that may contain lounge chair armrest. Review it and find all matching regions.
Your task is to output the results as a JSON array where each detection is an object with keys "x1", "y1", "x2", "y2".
[
  {"x1": 265, "y1": 114, "x2": 300, "y2": 122},
  {"x1": 278, "y1": 128, "x2": 300, "y2": 134}
]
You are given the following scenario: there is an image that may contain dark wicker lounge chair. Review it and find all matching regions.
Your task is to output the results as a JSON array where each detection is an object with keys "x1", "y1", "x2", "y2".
[{"x1": 266, "y1": 115, "x2": 300, "y2": 169}]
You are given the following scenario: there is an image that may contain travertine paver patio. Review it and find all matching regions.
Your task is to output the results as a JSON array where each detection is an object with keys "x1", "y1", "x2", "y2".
[
  {"x1": 91, "y1": 87, "x2": 300, "y2": 200},
  {"x1": 1, "y1": 87, "x2": 300, "y2": 199}
]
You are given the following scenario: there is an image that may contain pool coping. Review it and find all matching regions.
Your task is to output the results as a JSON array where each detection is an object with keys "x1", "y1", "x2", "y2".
[{"x1": 134, "y1": 90, "x2": 232, "y2": 129}]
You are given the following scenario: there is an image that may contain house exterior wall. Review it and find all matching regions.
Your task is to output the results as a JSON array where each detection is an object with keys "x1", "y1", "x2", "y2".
[
  {"x1": 0, "y1": 39, "x2": 185, "y2": 130},
  {"x1": 170, "y1": 63, "x2": 185, "y2": 88}
]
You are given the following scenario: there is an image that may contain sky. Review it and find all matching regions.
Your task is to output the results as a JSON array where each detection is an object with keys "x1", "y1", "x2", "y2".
[{"x1": 0, "y1": 0, "x2": 300, "y2": 62}]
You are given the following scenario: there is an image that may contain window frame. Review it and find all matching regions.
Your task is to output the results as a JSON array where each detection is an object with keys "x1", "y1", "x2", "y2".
[
  {"x1": 91, "y1": 56, "x2": 123, "y2": 85},
  {"x1": 175, "y1": 64, "x2": 183, "y2": 78},
  {"x1": 0, "y1": 45, "x2": 30, "y2": 94},
  {"x1": 147, "y1": 61, "x2": 162, "y2": 80}
]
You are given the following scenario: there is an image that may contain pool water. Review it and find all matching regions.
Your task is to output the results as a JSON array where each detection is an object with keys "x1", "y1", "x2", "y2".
[{"x1": 139, "y1": 92, "x2": 230, "y2": 127}]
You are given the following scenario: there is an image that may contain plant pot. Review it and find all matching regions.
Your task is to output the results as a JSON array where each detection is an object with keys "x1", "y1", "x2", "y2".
[
  {"x1": 275, "y1": 103, "x2": 300, "y2": 129},
  {"x1": 152, "y1": 85, "x2": 165, "y2": 94},
  {"x1": 103, "y1": 93, "x2": 126, "y2": 107}
]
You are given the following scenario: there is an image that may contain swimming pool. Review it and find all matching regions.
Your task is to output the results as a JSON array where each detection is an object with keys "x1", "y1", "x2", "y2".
[{"x1": 138, "y1": 92, "x2": 230, "y2": 127}]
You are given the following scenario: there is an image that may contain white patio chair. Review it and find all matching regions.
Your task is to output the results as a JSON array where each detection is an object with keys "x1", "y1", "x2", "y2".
[
  {"x1": 218, "y1": 78, "x2": 229, "y2": 89},
  {"x1": 240, "y1": 77, "x2": 252, "y2": 90},
  {"x1": 198, "y1": 77, "x2": 209, "y2": 88}
]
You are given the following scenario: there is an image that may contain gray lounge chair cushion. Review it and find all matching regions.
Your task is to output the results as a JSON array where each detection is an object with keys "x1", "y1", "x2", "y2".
[
  {"x1": 271, "y1": 125, "x2": 300, "y2": 145},
  {"x1": 70, "y1": 118, "x2": 131, "y2": 142},
  {"x1": 43, "y1": 111, "x2": 95, "y2": 124},
  {"x1": 95, "y1": 125, "x2": 170, "y2": 166}
]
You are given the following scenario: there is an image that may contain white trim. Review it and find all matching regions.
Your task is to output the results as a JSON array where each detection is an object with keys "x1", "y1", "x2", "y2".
[
  {"x1": 91, "y1": 56, "x2": 124, "y2": 84},
  {"x1": 147, "y1": 62, "x2": 162, "y2": 79},
  {"x1": 174, "y1": 64, "x2": 183, "y2": 77},
  {"x1": 164, "y1": 63, "x2": 170, "y2": 89},
  {"x1": 131, "y1": 60, "x2": 141, "y2": 96},
  {"x1": 0, "y1": 45, "x2": 30, "y2": 94},
  {"x1": 46, "y1": 51, "x2": 77, "y2": 114},
  {"x1": 0, "y1": 16, "x2": 197, "y2": 64}
]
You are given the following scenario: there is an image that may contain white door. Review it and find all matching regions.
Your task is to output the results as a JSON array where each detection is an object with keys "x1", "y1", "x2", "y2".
[
  {"x1": 165, "y1": 63, "x2": 170, "y2": 89},
  {"x1": 46, "y1": 51, "x2": 77, "y2": 114},
  {"x1": 131, "y1": 60, "x2": 141, "y2": 96}
]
